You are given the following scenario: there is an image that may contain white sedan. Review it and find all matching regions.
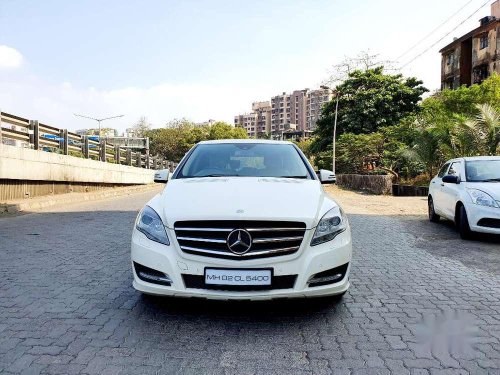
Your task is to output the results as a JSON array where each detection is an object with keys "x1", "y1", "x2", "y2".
[{"x1": 428, "y1": 156, "x2": 500, "y2": 239}]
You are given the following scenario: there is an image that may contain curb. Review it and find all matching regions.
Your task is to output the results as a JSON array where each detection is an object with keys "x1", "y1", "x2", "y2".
[{"x1": 0, "y1": 184, "x2": 162, "y2": 215}]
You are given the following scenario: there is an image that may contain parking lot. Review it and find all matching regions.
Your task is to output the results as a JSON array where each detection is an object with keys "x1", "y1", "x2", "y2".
[{"x1": 0, "y1": 186, "x2": 499, "y2": 374}]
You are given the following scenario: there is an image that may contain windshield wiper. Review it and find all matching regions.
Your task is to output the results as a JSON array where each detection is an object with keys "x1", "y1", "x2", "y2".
[
  {"x1": 196, "y1": 174, "x2": 240, "y2": 177},
  {"x1": 274, "y1": 175, "x2": 309, "y2": 179},
  {"x1": 479, "y1": 178, "x2": 500, "y2": 182}
]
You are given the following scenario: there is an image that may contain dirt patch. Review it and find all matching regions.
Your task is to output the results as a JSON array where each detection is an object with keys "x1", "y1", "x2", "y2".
[{"x1": 324, "y1": 185, "x2": 428, "y2": 216}]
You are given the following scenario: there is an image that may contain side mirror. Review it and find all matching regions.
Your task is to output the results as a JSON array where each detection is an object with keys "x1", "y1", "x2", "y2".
[
  {"x1": 318, "y1": 169, "x2": 336, "y2": 184},
  {"x1": 153, "y1": 169, "x2": 170, "y2": 183},
  {"x1": 442, "y1": 175, "x2": 459, "y2": 184}
]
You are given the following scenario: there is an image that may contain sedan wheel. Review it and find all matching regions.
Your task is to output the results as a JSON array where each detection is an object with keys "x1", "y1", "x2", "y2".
[
  {"x1": 428, "y1": 197, "x2": 440, "y2": 223},
  {"x1": 457, "y1": 205, "x2": 474, "y2": 240}
]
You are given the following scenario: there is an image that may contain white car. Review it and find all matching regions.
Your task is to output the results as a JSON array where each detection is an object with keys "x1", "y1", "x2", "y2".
[
  {"x1": 428, "y1": 156, "x2": 500, "y2": 239},
  {"x1": 131, "y1": 139, "x2": 352, "y2": 300}
]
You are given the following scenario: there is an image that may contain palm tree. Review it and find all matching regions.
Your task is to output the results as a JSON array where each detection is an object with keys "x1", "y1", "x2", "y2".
[
  {"x1": 407, "y1": 119, "x2": 446, "y2": 178},
  {"x1": 450, "y1": 117, "x2": 483, "y2": 157},
  {"x1": 471, "y1": 104, "x2": 499, "y2": 155}
]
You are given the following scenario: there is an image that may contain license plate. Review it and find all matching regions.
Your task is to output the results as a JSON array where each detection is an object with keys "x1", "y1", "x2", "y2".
[{"x1": 205, "y1": 268, "x2": 272, "y2": 286}]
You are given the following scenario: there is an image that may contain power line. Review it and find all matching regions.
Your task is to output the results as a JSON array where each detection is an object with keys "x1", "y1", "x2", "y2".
[
  {"x1": 396, "y1": 0, "x2": 474, "y2": 61},
  {"x1": 400, "y1": 0, "x2": 491, "y2": 69}
]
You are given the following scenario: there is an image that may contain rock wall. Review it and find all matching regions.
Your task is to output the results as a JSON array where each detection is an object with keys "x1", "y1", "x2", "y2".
[{"x1": 336, "y1": 174, "x2": 393, "y2": 195}]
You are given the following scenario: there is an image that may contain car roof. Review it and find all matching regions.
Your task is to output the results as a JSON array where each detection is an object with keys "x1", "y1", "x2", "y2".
[
  {"x1": 198, "y1": 139, "x2": 294, "y2": 145},
  {"x1": 446, "y1": 156, "x2": 500, "y2": 163}
]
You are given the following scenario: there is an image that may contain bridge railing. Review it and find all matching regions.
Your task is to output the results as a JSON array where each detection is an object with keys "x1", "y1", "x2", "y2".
[{"x1": 0, "y1": 111, "x2": 176, "y2": 171}]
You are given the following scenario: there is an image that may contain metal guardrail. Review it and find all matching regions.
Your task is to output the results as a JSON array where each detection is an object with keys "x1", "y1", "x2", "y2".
[{"x1": 0, "y1": 111, "x2": 176, "y2": 171}]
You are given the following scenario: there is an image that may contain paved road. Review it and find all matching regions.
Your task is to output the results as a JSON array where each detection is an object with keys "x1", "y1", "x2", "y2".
[{"x1": 0, "y1": 188, "x2": 499, "y2": 374}]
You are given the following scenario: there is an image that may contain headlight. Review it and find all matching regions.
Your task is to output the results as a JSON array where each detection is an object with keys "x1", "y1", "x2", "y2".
[
  {"x1": 135, "y1": 206, "x2": 170, "y2": 245},
  {"x1": 466, "y1": 189, "x2": 499, "y2": 208},
  {"x1": 311, "y1": 206, "x2": 347, "y2": 246}
]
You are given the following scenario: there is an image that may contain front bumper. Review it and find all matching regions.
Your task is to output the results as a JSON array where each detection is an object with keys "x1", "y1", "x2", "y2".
[
  {"x1": 466, "y1": 202, "x2": 500, "y2": 235},
  {"x1": 131, "y1": 226, "x2": 352, "y2": 300}
]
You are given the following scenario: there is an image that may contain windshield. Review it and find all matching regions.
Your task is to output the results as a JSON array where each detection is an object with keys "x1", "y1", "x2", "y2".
[
  {"x1": 176, "y1": 143, "x2": 312, "y2": 179},
  {"x1": 465, "y1": 160, "x2": 500, "y2": 182}
]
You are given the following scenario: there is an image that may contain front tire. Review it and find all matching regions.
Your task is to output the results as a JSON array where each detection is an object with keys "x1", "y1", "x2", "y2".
[
  {"x1": 428, "y1": 197, "x2": 440, "y2": 223},
  {"x1": 457, "y1": 205, "x2": 474, "y2": 240}
]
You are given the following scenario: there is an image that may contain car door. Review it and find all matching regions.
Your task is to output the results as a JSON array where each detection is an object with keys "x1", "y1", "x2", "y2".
[
  {"x1": 431, "y1": 162, "x2": 450, "y2": 215},
  {"x1": 440, "y1": 161, "x2": 462, "y2": 219}
]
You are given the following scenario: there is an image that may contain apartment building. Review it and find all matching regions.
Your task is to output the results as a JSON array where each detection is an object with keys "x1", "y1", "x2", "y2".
[
  {"x1": 75, "y1": 128, "x2": 118, "y2": 137},
  {"x1": 307, "y1": 88, "x2": 334, "y2": 130},
  {"x1": 194, "y1": 119, "x2": 217, "y2": 127},
  {"x1": 252, "y1": 101, "x2": 272, "y2": 137},
  {"x1": 271, "y1": 92, "x2": 291, "y2": 134},
  {"x1": 290, "y1": 89, "x2": 308, "y2": 131},
  {"x1": 439, "y1": 1, "x2": 500, "y2": 89},
  {"x1": 235, "y1": 87, "x2": 333, "y2": 138},
  {"x1": 234, "y1": 112, "x2": 258, "y2": 138}
]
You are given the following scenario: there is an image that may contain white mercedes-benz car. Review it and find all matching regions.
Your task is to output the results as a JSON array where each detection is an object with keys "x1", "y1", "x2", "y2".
[
  {"x1": 428, "y1": 156, "x2": 500, "y2": 239},
  {"x1": 131, "y1": 139, "x2": 352, "y2": 300}
]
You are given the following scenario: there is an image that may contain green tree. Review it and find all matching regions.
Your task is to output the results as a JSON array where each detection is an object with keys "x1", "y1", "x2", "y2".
[
  {"x1": 421, "y1": 73, "x2": 500, "y2": 123},
  {"x1": 311, "y1": 67, "x2": 427, "y2": 153},
  {"x1": 450, "y1": 104, "x2": 500, "y2": 156},
  {"x1": 208, "y1": 121, "x2": 248, "y2": 139},
  {"x1": 146, "y1": 119, "x2": 247, "y2": 161},
  {"x1": 131, "y1": 116, "x2": 152, "y2": 137}
]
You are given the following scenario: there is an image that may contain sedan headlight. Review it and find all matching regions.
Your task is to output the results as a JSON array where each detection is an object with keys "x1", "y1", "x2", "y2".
[
  {"x1": 311, "y1": 206, "x2": 347, "y2": 246},
  {"x1": 466, "y1": 189, "x2": 499, "y2": 208},
  {"x1": 135, "y1": 206, "x2": 170, "y2": 245}
]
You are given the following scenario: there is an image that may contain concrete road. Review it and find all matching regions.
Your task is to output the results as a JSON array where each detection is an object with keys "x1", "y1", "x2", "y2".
[{"x1": 0, "y1": 187, "x2": 499, "y2": 374}]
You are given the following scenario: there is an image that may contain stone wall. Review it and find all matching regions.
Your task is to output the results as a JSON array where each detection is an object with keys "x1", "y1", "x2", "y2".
[{"x1": 336, "y1": 174, "x2": 394, "y2": 195}]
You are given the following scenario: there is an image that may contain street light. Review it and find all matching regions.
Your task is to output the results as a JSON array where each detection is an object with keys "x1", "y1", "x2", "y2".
[
  {"x1": 320, "y1": 85, "x2": 339, "y2": 175},
  {"x1": 73, "y1": 114, "x2": 124, "y2": 138}
]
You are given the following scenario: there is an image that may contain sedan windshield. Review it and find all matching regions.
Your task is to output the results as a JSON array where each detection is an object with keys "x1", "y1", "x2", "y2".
[
  {"x1": 176, "y1": 143, "x2": 312, "y2": 179},
  {"x1": 465, "y1": 160, "x2": 500, "y2": 182}
]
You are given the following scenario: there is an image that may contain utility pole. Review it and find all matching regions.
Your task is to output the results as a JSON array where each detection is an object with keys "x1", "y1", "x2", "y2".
[
  {"x1": 74, "y1": 114, "x2": 124, "y2": 138},
  {"x1": 74, "y1": 114, "x2": 124, "y2": 162}
]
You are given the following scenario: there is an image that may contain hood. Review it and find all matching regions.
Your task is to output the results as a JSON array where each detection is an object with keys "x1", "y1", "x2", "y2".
[
  {"x1": 465, "y1": 182, "x2": 500, "y2": 201},
  {"x1": 161, "y1": 177, "x2": 335, "y2": 229}
]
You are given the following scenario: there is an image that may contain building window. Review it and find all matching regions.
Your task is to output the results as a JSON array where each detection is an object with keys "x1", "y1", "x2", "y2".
[
  {"x1": 473, "y1": 64, "x2": 489, "y2": 84},
  {"x1": 479, "y1": 34, "x2": 488, "y2": 49}
]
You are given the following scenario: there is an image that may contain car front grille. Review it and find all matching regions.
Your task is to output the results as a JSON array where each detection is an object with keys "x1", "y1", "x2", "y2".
[{"x1": 174, "y1": 220, "x2": 306, "y2": 260}]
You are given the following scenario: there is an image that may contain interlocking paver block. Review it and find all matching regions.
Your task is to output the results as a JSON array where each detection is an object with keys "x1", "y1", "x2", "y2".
[{"x1": 0, "y1": 188, "x2": 499, "y2": 374}]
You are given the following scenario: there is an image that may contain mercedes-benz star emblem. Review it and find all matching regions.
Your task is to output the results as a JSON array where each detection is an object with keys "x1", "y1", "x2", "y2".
[{"x1": 226, "y1": 229, "x2": 252, "y2": 255}]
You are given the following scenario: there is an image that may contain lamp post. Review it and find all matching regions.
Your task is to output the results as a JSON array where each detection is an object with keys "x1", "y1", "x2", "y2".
[
  {"x1": 320, "y1": 86, "x2": 339, "y2": 175},
  {"x1": 73, "y1": 114, "x2": 124, "y2": 138}
]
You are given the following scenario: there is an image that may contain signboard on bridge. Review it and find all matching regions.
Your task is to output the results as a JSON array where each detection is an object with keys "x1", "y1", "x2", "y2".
[{"x1": 104, "y1": 137, "x2": 149, "y2": 150}]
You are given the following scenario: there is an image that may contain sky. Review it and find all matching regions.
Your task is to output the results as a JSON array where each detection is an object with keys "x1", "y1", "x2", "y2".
[{"x1": 0, "y1": 0, "x2": 494, "y2": 133}]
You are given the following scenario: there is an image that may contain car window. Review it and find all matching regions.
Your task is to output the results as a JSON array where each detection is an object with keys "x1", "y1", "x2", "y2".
[
  {"x1": 437, "y1": 163, "x2": 450, "y2": 178},
  {"x1": 176, "y1": 143, "x2": 313, "y2": 179},
  {"x1": 448, "y1": 162, "x2": 461, "y2": 176},
  {"x1": 465, "y1": 160, "x2": 500, "y2": 182}
]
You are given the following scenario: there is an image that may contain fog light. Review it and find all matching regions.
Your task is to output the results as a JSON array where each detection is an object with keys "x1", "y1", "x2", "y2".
[
  {"x1": 308, "y1": 263, "x2": 348, "y2": 287},
  {"x1": 309, "y1": 273, "x2": 343, "y2": 285},
  {"x1": 138, "y1": 271, "x2": 172, "y2": 284},
  {"x1": 134, "y1": 262, "x2": 172, "y2": 286}
]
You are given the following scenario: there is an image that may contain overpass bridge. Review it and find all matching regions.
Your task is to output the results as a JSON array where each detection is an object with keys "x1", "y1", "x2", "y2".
[{"x1": 0, "y1": 111, "x2": 175, "y2": 201}]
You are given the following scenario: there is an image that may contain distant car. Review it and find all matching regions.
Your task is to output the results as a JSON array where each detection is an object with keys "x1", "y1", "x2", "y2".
[
  {"x1": 131, "y1": 139, "x2": 351, "y2": 300},
  {"x1": 428, "y1": 156, "x2": 500, "y2": 239}
]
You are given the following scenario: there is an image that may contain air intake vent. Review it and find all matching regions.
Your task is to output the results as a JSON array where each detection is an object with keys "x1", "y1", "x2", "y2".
[{"x1": 477, "y1": 218, "x2": 500, "y2": 229}]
